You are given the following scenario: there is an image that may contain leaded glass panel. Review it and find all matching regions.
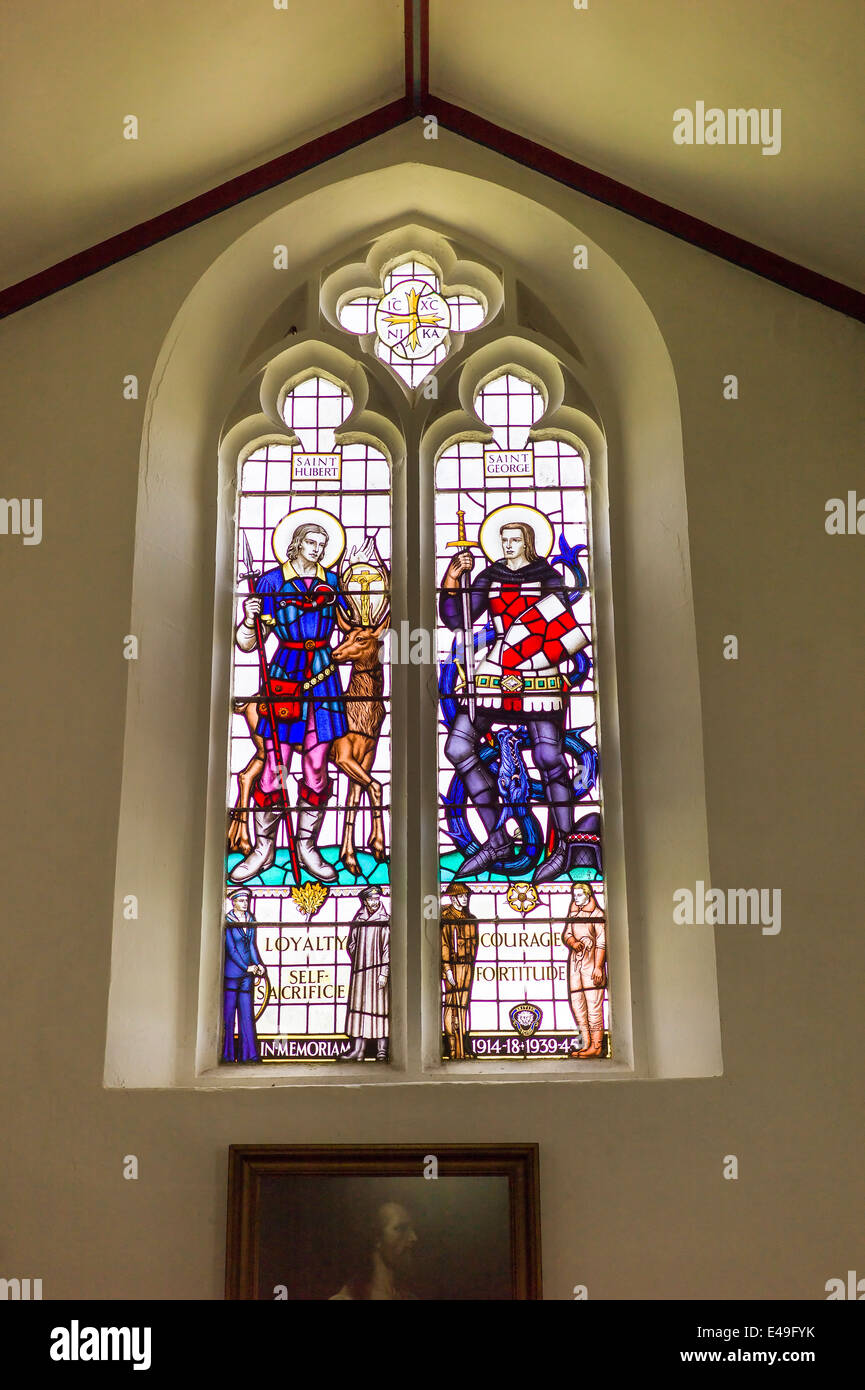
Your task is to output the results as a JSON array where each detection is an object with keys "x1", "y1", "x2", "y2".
[
  {"x1": 435, "y1": 374, "x2": 608, "y2": 1062},
  {"x1": 222, "y1": 376, "x2": 392, "y2": 1065}
]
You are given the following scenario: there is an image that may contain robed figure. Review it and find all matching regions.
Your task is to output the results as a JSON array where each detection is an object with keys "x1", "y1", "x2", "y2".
[{"x1": 345, "y1": 886, "x2": 390, "y2": 1061}]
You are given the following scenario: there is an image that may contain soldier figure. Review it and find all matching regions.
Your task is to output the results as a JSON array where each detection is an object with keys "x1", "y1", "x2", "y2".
[{"x1": 441, "y1": 884, "x2": 479, "y2": 1059}]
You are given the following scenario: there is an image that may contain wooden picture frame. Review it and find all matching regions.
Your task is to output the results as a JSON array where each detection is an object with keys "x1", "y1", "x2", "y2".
[{"x1": 225, "y1": 1143, "x2": 541, "y2": 1300}]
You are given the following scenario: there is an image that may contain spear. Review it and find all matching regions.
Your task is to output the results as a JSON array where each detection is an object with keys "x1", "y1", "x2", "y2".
[{"x1": 240, "y1": 533, "x2": 300, "y2": 884}]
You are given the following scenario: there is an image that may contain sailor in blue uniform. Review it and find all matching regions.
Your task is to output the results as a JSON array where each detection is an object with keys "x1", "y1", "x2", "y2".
[{"x1": 222, "y1": 889, "x2": 266, "y2": 1063}]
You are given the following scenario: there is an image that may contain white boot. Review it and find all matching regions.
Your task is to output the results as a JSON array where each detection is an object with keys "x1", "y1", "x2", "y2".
[
  {"x1": 230, "y1": 808, "x2": 280, "y2": 883},
  {"x1": 296, "y1": 802, "x2": 337, "y2": 882}
]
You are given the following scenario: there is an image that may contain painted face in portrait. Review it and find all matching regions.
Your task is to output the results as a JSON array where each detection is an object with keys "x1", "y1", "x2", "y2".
[{"x1": 376, "y1": 1202, "x2": 418, "y2": 1273}]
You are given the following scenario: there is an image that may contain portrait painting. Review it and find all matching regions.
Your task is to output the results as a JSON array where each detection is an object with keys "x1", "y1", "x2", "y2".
[{"x1": 226, "y1": 1143, "x2": 541, "y2": 1300}]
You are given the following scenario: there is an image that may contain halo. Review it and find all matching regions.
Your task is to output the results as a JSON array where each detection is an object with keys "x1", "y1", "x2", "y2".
[
  {"x1": 479, "y1": 504, "x2": 555, "y2": 562},
  {"x1": 271, "y1": 508, "x2": 346, "y2": 568}
]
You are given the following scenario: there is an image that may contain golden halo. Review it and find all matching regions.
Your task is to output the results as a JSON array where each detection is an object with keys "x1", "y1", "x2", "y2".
[
  {"x1": 479, "y1": 504, "x2": 555, "y2": 562},
  {"x1": 271, "y1": 508, "x2": 346, "y2": 569}
]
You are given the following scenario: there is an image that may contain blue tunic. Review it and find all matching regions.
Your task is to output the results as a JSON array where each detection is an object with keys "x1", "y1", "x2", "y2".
[{"x1": 254, "y1": 563, "x2": 349, "y2": 746}]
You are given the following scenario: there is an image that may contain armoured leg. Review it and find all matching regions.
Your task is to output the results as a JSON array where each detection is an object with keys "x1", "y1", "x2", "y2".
[
  {"x1": 528, "y1": 717, "x2": 573, "y2": 836},
  {"x1": 445, "y1": 711, "x2": 500, "y2": 833},
  {"x1": 447, "y1": 710, "x2": 518, "y2": 876}
]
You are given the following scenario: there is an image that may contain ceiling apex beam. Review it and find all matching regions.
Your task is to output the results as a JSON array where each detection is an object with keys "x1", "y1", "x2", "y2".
[{"x1": 405, "y1": 0, "x2": 429, "y2": 116}]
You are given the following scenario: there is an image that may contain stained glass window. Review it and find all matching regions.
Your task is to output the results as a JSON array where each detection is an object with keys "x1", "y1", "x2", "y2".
[
  {"x1": 435, "y1": 373, "x2": 608, "y2": 1062},
  {"x1": 222, "y1": 374, "x2": 392, "y2": 1065}
]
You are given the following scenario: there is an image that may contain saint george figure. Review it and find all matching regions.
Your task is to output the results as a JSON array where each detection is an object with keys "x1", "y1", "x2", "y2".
[
  {"x1": 440, "y1": 884, "x2": 479, "y2": 1059},
  {"x1": 344, "y1": 885, "x2": 390, "y2": 1061},
  {"x1": 562, "y1": 883, "x2": 607, "y2": 1058},
  {"x1": 222, "y1": 888, "x2": 267, "y2": 1063},
  {"x1": 232, "y1": 518, "x2": 348, "y2": 885},
  {"x1": 441, "y1": 517, "x2": 588, "y2": 884}
]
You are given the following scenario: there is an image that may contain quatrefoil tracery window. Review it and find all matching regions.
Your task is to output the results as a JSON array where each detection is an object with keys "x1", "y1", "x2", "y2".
[{"x1": 336, "y1": 258, "x2": 487, "y2": 388}]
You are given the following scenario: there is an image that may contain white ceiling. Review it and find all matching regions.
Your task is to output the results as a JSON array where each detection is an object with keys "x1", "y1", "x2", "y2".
[
  {"x1": 2, "y1": 0, "x2": 862, "y2": 294},
  {"x1": 0, "y1": 0, "x2": 405, "y2": 286}
]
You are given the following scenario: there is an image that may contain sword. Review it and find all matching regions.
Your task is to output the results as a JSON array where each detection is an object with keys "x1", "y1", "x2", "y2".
[
  {"x1": 240, "y1": 533, "x2": 300, "y2": 884},
  {"x1": 446, "y1": 510, "x2": 480, "y2": 721}
]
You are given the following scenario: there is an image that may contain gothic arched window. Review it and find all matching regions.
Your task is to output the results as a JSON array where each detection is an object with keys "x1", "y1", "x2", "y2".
[
  {"x1": 106, "y1": 184, "x2": 719, "y2": 1090},
  {"x1": 218, "y1": 317, "x2": 612, "y2": 1072}
]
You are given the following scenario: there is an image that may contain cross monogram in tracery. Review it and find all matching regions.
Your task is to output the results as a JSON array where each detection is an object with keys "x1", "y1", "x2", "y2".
[{"x1": 336, "y1": 259, "x2": 487, "y2": 388}]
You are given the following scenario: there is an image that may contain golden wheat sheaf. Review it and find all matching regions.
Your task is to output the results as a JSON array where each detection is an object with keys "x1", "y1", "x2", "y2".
[{"x1": 291, "y1": 882, "x2": 329, "y2": 920}]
